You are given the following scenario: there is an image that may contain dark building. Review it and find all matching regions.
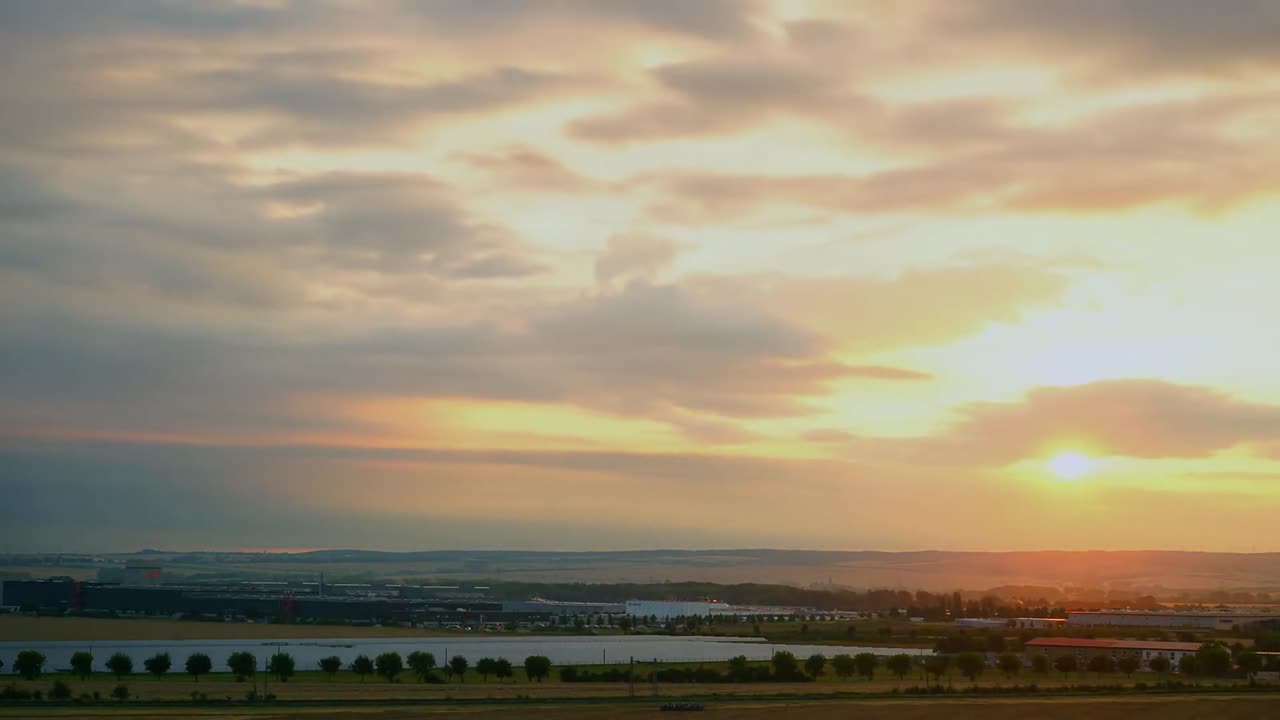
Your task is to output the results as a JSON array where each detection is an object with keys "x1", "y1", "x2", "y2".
[{"x1": 1, "y1": 579, "x2": 525, "y2": 625}]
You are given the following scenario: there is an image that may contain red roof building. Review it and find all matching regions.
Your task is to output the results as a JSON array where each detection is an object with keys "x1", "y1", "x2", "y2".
[{"x1": 1023, "y1": 637, "x2": 1201, "y2": 670}]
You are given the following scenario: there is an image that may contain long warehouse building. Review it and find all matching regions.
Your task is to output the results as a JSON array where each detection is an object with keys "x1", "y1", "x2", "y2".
[{"x1": 1067, "y1": 610, "x2": 1280, "y2": 629}]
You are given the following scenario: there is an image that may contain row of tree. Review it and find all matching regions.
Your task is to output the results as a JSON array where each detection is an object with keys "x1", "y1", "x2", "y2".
[
  {"x1": 8, "y1": 643, "x2": 1261, "y2": 685},
  {"x1": 5, "y1": 650, "x2": 555, "y2": 684}
]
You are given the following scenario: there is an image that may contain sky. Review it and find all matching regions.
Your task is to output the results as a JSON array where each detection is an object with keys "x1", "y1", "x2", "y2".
[{"x1": 2, "y1": 0, "x2": 1279, "y2": 554}]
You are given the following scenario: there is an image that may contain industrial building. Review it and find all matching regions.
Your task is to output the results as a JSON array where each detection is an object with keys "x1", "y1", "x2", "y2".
[
  {"x1": 622, "y1": 599, "x2": 849, "y2": 621},
  {"x1": 1066, "y1": 610, "x2": 1280, "y2": 630},
  {"x1": 954, "y1": 618, "x2": 1008, "y2": 630},
  {"x1": 1024, "y1": 637, "x2": 1201, "y2": 669},
  {"x1": 0, "y1": 579, "x2": 543, "y2": 626},
  {"x1": 626, "y1": 600, "x2": 731, "y2": 620},
  {"x1": 502, "y1": 599, "x2": 626, "y2": 615},
  {"x1": 1010, "y1": 617, "x2": 1067, "y2": 630}
]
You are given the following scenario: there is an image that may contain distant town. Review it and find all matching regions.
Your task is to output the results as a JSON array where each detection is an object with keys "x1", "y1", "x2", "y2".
[{"x1": 4, "y1": 562, "x2": 1279, "y2": 681}]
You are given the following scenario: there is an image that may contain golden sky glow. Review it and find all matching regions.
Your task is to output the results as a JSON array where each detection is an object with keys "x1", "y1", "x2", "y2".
[{"x1": 2, "y1": 0, "x2": 1279, "y2": 552}]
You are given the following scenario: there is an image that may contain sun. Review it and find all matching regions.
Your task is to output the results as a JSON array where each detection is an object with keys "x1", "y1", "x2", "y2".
[{"x1": 1047, "y1": 452, "x2": 1095, "y2": 480}]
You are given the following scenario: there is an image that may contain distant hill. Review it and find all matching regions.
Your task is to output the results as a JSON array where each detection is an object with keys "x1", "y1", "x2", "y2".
[{"x1": 90, "y1": 548, "x2": 1280, "y2": 593}]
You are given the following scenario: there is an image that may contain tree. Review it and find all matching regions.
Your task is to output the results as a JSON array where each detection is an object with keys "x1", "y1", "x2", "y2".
[
  {"x1": 1239, "y1": 650, "x2": 1263, "y2": 677},
  {"x1": 476, "y1": 657, "x2": 498, "y2": 682},
  {"x1": 1148, "y1": 655, "x2": 1170, "y2": 675},
  {"x1": 1087, "y1": 653, "x2": 1115, "y2": 678},
  {"x1": 449, "y1": 655, "x2": 469, "y2": 682},
  {"x1": 956, "y1": 652, "x2": 985, "y2": 682},
  {"x1": 14, "y1": 650, "x2": 46, "y2": 680},
  {"x1": 268, "y1": 652, "x2": 295, "y2": 682},
  {"x1": 1054, "y1": 654, "x2": 1077, "y2": 679},
  {"x1": 375, "y1": 652, "x2": 403, "y2": 682},
  {"x1": 144, "y1": 652, "x2": 171, "y2": 679},
  {"x1": 524, "y1": 655, "x2": 551, "y2": 683},
  {"x1": 318, "y1": 656, "x2": 342, "y2": 679},
  {"x1": 407, "y1": 651, "x2": 437, "y2": 682},
  {"x1": 998, "y1": 653, "x2": 1021, "y2": 678},
  {"x1": 350, "y1": 655, "x2": 374, "y2": 682},
  {"x1": 494, "y1": 658, "x2": 514, "y2": 682},
  {"x1": 771, "y1": 650, "x2": 800, "y2": 680},
  {"x1": 186, "y1": 653, "x2": 212, "y2": 683},
  {"x1": 832, "y1": 654, "x2": 856, "y2": 679},
  {"x1": 853, "y1": 652, "x2": 878, "y2": 681},
  {"x1": 886, "y1": 654, "x2": 913, "y2": 681},
  {"x1": 1117, "y1": 655, "x2": 1140, "y2": 678},
  {"x1": 805, "y1": 653, "x2": 826, "y2": 679},
  {"x1": 1197, "y1": 643, "x2": 1232, "y2": 676},
  {"x1": 226, "y1": 651, "x2": 257, "y2": 682},
  {"x1": 924, "y1": 655, "x2": 950, "y2": 684},
  {"x1": 106, "y1": 652, "x2": 133, "y2": 680},
  {"x1": 1031, "y1": 653, "x2": 1050, "y2": 676},
  {"x1": 70, "y1": 651, "x2": 94, "y2": 680},
  {"x1": 729, "y1": 655, "x2": 752, "y2": 681},
  {"x1": 1178, "y1": 654, "x2": 1200, "y2": 676}
]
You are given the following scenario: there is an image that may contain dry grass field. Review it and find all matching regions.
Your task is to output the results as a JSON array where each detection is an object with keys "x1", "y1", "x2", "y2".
[
  {"x1": 1, "y1": 695, "x2": 1278, "y2": 720},
  {"x1": 0, "y1": 672, "x2": 1255, "y2": 703}
]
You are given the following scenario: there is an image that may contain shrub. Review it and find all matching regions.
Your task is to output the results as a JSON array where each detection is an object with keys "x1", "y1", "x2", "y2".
[
  {"x1": 49, "y1": 680, "x2": 73, "y2": 700},
  {"x1": 111, "y1": 685, "x2": 129, "y2": 702},
  {"x1": 1, "y1": 684, "x2": 33, "y2": 702}
]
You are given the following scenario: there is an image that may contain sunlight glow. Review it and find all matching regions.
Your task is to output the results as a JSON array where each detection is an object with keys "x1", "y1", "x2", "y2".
[{"x1": 1047, "y1": 452, "x2": 1095, "y2": 480}]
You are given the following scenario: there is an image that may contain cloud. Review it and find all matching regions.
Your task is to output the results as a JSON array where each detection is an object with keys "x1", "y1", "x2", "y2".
[
  {"x1": 2, "y1": 250, "x2": 1069, "y2": 445},
  {"x1": 523, "y1": 282, "x2": 848, "y2": 417},
  {"x1": 636, "y1": 88, "x2": 1280, "y2": 218},
  {"x1": 595, "y1": 234, "x2": 680, "y2": 285},
  {"x1": 261, "y1": 172, "x2": 546, "y2": 276},
  {"x1": 219, "y1": 65, "x2": 576, "y2": 148},
  {"x1": 401, "y1": 0, "x2": 763, "y2": 41},
  {"x1": 698, "y1": 263, "x2": 1071, "y2": 353},
  {"x1": 845, "y1": 366, "x2": 933, "y2": 381},
  {"x1": 0, "y1": 440, "x2": 860, "y2": 552},
  {"x1": 0, "y1": 15, "x2": 581, "y2": 152},
  {"x1": 840, "y1": 380, "x2": 1280, "y2": 466},
  {"x1": 570, "y1": 54, "x2": 870, "y2": 142},
  {"x1": 939, "y1": 0, "x2": 1280, "y2": 77},
  {"x1": 457, "y1": 145, "x2": 598, "y2": 193}
]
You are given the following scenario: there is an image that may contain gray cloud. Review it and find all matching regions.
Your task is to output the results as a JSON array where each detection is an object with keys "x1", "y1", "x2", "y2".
[
  {"x1": 940, "y1": 0, "x2": 1280, "y2": 76},
  {"x1": 457, "y1": 146, "x2": 598, "y2": 193},
  {"x1": 570, "y1": 55, "x2": 871, "y2": 141},
  {"x1": 399, "y1": 0, "x2": 762, "y2": 41},
  {"x1": 595, "y1": 234, "x2": 680, "y2": 286},
  {"x1": 0, "y1": 440, "x2": 854, "y2": 552},
  {"x1": 638, "y1": 89, "x2": 1280, "y2": 218},
  {"x1": 262, "y1": 172, "x2": 546, "y2": 276},
  {"x1": 0, "y1": 0, "x2": 300, "y2": 36}
]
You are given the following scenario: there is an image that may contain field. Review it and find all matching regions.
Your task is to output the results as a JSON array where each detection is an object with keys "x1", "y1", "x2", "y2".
[
  {"x1": 0, "y1": 664, "x2": 1254, "y2": 704},
  {"x1": 1, "y1": 695, "x2": 1278, "y2": 719},
  {"x1": 0, "y1": 616, "x2": 467, "y2": 642}
]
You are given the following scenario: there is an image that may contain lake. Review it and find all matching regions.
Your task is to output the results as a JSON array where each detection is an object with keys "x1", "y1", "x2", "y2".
[{"x1": 0, "y1": 635, "x2": 931, "y2": 673}]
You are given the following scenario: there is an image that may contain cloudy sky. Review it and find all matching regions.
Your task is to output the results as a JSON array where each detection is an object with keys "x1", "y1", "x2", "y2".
[{"x1": 3, "y1": 0, "x2": 1279, "y2": 553}]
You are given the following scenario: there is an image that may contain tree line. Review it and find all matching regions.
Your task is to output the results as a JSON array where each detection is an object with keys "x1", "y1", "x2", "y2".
[
  {"x1": 4, "y1": 649, "x2": 554, "y2": 684},
  {"x1": 5, "y1": 642, "x2": 1264, "y2": 689}
]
